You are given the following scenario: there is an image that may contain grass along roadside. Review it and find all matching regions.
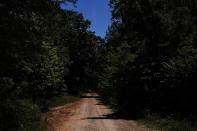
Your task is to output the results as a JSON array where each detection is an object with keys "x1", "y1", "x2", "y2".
[
  {"x1": 137, "y1": 113, "x2": 197, "y2": 131},
  {"x1": 42, "y1": 95, "x2": 80, "y2": 131},
  {"x1": 0, "y1": 95, "x2": 80, "y2": 131},
  {"x1": 45, "y1": 95, "x2": 80, "y2": 108},
  {"x1": 0, "y1": 98, "x2": 47, "y2": 131},
  {"x1": 38, "y1": 95, "x2": 80, "y2": 112}
]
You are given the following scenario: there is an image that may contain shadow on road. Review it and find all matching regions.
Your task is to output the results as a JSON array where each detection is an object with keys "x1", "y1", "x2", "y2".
[
  {"x1": 80, "y1": 93, "x2": 140, "y2": 121},
  {"x1": 81, "y1": 112, "x2": 135, "y2": 120},
  {"x1": 81, "y1": 113, "x2": 120, "y2": 120}
]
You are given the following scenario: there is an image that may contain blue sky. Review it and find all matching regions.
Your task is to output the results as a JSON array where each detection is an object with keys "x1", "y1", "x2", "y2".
[{"x1": 61, "y1": 0, "x2": 111, "y2": 38}]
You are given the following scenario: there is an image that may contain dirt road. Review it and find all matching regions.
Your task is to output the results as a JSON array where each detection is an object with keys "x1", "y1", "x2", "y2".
[{"x1": 44, "y1": 93, "x2": 148, "y2": 131}]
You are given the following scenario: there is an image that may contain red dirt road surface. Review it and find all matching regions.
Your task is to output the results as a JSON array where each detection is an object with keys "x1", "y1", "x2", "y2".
[{"x1": 43, "y1": 93, "x2": 149, "y2": 131}]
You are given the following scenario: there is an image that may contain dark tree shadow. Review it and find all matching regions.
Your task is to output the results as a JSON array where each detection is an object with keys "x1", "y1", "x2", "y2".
[
  {"x1": 81, "y1": 112, "x2": 135, "y2": 120},
  {"x1": 80, "y1": 93, "x2": 140, "y2": 120},
  {"x1": 81, "y1": 113, "x2": 117, "y2": 120},
  {"x1": 94, "y1": 96, "x2": 142, "y2": 120}
]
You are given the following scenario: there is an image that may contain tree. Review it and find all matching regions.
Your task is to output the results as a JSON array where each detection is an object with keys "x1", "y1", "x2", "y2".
[{"x1": 99, "y1": 0, "x2": 197, "y2": 118}]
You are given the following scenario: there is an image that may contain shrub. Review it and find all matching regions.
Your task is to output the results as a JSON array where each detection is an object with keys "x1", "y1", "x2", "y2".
[
  {"x1": 138, "y1": 113, "x2": 197, "y2": 131},
  {"x1": 0, "y1": 98, "x2": 46, "y2": 131},
  {"x1": 46, "y1": 96, "x2": 79, "y2": 108}
]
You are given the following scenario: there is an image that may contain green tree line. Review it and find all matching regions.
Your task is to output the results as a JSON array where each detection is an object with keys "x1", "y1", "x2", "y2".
[
  {"x1": 98, "y1": 0, "x2": 197, "y2": 123},
  {"x1": 0, "y1": 0, "x2": 103, "y2": 130},
  {"x1": 1, "y1": 0, "x2": 197, "y2": 130}
]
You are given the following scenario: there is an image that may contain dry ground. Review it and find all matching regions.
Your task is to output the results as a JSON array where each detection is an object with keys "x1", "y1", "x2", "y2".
[{"x1": 43, "y1": 93, "x2": 150, "y2": 131}]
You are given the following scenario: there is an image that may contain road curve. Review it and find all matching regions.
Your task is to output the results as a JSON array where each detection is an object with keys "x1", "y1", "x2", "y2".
[{"x1": 44, "y1": 93, "x2": 148, "y2": 131}]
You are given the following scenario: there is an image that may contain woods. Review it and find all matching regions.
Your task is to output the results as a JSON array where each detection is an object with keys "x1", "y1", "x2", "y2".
[
  {"x1": 98, "y1": 0, "x2": 197, "y2": 129},
  {"x1": 1, "y1": 0, "x2": 197, "y2": 130},
  {"x1": 0, "y1": 0, "x2": 102, "y2": 130}
]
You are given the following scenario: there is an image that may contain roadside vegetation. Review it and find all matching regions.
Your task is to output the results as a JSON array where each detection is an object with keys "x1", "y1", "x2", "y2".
[
  {"x1": 138, "y1": 113, "x2": 197, "y2": 131},
  {"x1": 1, "y1": 0, "x2": 197, "y2": 131},
  {"x1": 98, "y1": 0, "x2": 197, "y2": 130},
  {"x1": 0, "y1": 0, "x2": 103, "y2": 130},
  {"x1": 44, "y1": 96, "x2": 80, "y2": 109},
  {"x1": 0, "y1": 98, "x2": 46, "y2": 131}
]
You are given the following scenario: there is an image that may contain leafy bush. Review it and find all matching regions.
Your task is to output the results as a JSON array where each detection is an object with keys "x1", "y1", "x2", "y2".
[
  {"x1": 0, "y1": 98, "x2": 46, "y2": 131},
  {"x1": 46, "y1": 96, "x2": 79, "y2": 108},
  {"x1": 138, "y1": 113, "x2": 197, "y2": 131}
]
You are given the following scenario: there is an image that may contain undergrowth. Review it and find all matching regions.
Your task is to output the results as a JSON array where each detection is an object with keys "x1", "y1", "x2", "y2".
[
  {"x1": 137, "y1": 113, "x2": 197, "y2": 131},
  {"x1": 46, "y1": 96, "x2": 80, "y2": 108},
  {"x1": 0, "y1": 95, "x2": 79, "y2": 131}
]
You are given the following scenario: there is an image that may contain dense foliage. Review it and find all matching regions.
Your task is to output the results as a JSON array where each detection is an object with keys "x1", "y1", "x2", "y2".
[
  {"x1": 1, "y1": 0, "x2": 197, "y2": 130},
  {"x1": 0, "y1": 0, "x2": 102, "y2": 130},
  {"x1": 98, "y1": 0, "x2": 197, "y2": 121}
]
